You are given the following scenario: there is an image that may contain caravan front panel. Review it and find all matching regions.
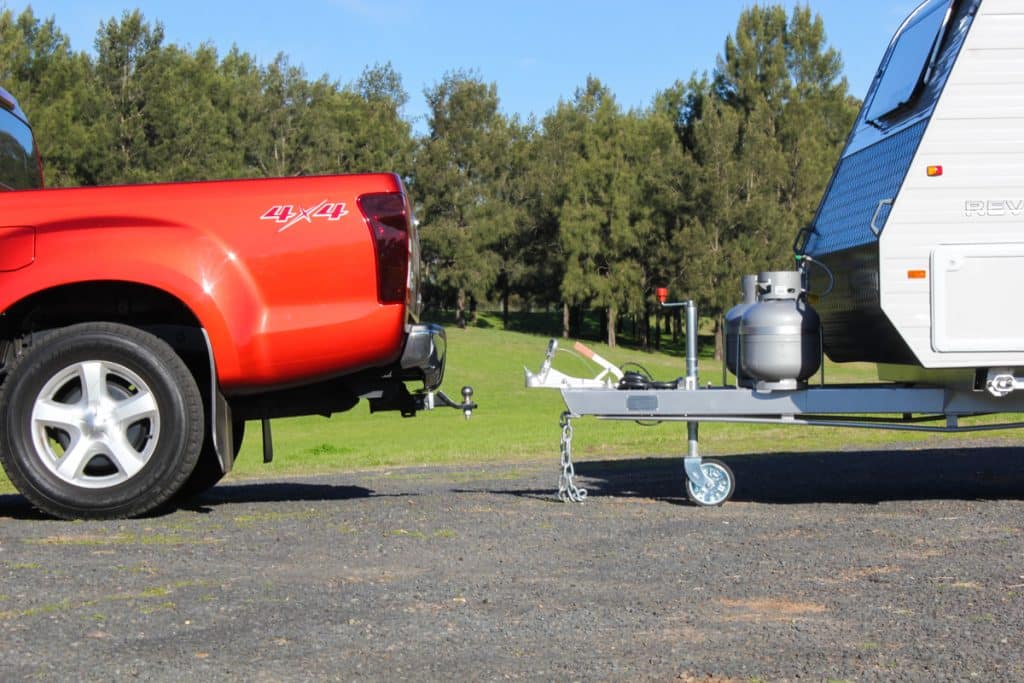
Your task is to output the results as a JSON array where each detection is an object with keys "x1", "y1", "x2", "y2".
[{"x1": 802, "y1": 0, "x2": 1024, "y2": 370}]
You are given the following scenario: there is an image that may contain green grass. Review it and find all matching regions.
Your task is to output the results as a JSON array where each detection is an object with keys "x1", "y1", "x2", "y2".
[{"x1": 0, "y1": 314, "x2": 1021, "y2": 494}]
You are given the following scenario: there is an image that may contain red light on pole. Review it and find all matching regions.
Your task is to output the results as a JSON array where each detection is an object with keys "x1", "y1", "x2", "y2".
[{"x1": 656, "y1": 287, "x2": 669, "y2": 303}]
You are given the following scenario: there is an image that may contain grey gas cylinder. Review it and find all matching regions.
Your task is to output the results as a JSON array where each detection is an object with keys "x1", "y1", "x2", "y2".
[
  {"x1": 739, "y1": 271, "x2": 821, "y2": 391},
  {"x1": 725, "y1": 274, "x2": 758, "y2": 382}
]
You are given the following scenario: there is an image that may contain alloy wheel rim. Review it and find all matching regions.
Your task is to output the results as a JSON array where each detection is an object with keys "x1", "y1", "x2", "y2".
[{"x1": 30, "y1": 360, "x2": 161, "y2": 489}]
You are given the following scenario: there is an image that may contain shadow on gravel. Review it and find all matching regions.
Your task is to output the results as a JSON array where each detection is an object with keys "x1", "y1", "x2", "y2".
[
  {"x1": 0, "y1": 484, "x2": 396, "y2": 520},
  {"x1": 559, "y1": 446, "x2": 1024, "y2": 505},
  {"x1": 5, "y1": 447, "x2": 1022, "y2": 517},
  {"x1": 183, "y1": 483, "x2": 411, "y2": 512},
  {"x1": 0, "y1": 494, "x2": 50, "y2": 520}
]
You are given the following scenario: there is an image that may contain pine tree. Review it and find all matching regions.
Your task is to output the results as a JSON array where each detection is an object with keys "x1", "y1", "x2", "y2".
[
  {"x1": 665, "y1": 5, "x2": 858, "y2": 359},
  {"x1": 413, "y1": 71, "x2": 508, "y2": 327},
  {"x1": 545, "y1": 78, "x2": 655, "y2": 347},
  {"x1": 0, "y1": 8, "x2": 100, "y2": 186}
]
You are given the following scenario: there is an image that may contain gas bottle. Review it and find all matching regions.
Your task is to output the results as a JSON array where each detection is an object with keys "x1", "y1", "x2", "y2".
[
  {"x1": 739, "y1": 271, "x2": 821, "y2": 391},
  {"x1": 724, "y1": 274, "x2": 757, "y2": 383}
]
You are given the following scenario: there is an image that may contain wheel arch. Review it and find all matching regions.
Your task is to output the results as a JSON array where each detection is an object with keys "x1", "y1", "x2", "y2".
[
  {"x1": 0, "y1": 321, "x2": 206, "y2": 518},
  {"x1": 0, "y1": 280, "x2": 203, "y2": 334},
  {"x1": 0, "y1": 281, "x2": 234, "y2": 476}
]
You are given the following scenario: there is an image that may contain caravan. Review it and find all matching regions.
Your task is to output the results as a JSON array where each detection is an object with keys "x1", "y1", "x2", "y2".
[
  {"x1": 803, "y1": 0, "x2": 1024, "y2": 380},
  {"x1": 528, "y1": 0, "x2": 1024, "y2": 506}
]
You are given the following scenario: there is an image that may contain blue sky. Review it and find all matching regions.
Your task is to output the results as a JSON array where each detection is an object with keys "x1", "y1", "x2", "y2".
[{"x1": 5, "y1": 1, "x2": 922, "y2": 130}]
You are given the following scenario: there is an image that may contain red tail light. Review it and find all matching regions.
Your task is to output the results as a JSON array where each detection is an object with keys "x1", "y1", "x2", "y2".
[{"x1": 358, "y1": 192, "x2": 410, "y2": 305}]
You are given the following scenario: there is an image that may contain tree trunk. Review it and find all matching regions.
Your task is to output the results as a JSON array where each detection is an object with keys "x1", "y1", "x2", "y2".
[
  {"x1": 607, "y1": 306, "x2": 617, "y2": 348},
  {"x1": 713, "y1": 316, "x2": 724, "y2": 361},
  {"x1": 562, "y1": 302, "x2": 570, "y2": 339},
  {"x1": 654, "y1": 311, "x2": 661, "y2": 350},
  {"x1": 641, "y1": 308, "x2": 651, "y2": 351},
  {"x1": 456, "y1": 288, "x2": 467, "y2": 329},
  {"x1": 501, "y1": 289, "x2": 510, "y2": 329}
]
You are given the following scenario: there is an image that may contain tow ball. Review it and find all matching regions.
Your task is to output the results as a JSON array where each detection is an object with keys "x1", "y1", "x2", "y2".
[{"x1": 426, "y1": 386, "x2": 477, "y2": 419}]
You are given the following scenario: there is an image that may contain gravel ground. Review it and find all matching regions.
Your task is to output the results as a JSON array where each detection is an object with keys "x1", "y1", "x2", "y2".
[{"x1": 1, "y1": 440, "x2": 1023, "y2": 682}]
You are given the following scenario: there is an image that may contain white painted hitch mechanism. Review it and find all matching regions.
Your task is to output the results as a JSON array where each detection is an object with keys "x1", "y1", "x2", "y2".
[{"x1": 524, "y1": 338, "x2": 624, "y2": 389}]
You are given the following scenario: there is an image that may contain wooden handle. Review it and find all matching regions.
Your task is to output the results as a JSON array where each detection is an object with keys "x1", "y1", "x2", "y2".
[{"x1": 573, "y1": 341, "x2": 595, "y2": 359}]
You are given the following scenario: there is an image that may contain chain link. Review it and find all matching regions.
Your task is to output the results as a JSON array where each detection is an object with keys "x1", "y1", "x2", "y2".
[{"x1": 558, "y1": 412, "x2": 587, "y2": 503}]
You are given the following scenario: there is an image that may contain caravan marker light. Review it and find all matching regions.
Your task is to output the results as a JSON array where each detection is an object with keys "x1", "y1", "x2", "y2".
[
  {"x1": 927, "y1": 165, "x2": 943, "y2": 177},
  {"x1": 908, "y1": 270, "x2": 927, "y2": 280}
]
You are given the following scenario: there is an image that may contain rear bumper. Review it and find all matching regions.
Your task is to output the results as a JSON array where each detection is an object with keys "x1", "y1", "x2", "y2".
[{"x1": 400, "y1": 323, "x2": 446, "y2": 391}]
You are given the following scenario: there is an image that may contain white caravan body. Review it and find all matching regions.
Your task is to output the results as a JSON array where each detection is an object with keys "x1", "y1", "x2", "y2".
[{"x1": 803, "y1": 0, "x2": 1024, "y2": 373}]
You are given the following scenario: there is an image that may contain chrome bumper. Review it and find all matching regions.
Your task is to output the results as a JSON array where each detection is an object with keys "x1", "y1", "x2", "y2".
[{"x1": 400, "y1": 323, "x2": 446, "y2": 391}]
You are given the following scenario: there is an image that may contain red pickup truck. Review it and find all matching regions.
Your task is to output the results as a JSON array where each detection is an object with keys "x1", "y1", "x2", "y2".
[{"x1": 0, "y1": 87, "x2": 472, "y2": 519}]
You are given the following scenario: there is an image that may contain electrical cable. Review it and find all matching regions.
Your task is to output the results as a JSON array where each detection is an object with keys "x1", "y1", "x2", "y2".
[
  {"x1": 616, "y1": 362, "x2": 682, "y2": 391},
  {"x1": 798, "y1": 254, "x2": 835, "y2": 298}
]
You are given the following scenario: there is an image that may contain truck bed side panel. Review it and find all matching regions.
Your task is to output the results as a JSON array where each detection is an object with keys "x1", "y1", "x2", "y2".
[{"x1": 0, "y1": 173, "x2": 406, "y2": 391}]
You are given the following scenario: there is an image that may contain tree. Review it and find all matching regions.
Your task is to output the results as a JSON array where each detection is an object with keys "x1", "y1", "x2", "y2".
[
  {"x1": 485, "y1": 115, "x2": 536, "y2": 327},
  {"x1": 414, "y1": 71, "x2": 511, "y2": 328},
  {"x1": 714, "y1": 4, "x2": 857, "y2": 225},
  {"x1": 92, "y1": 10, "x2": 170, "y2": 182},
  {"x1": 632, "y1": 89, "x2": 694, "y2": 349},
  {"x1": 714, "y1": 5, "x2": 790, "y2": 111},
  {"x1": 244, "y1": 55, "x2": 321, "y2": 177},
  {"x1": 339, "y1": 63, "x2": 414, "y2": 176},
  {"x1": 215, "y1": 46, "x2": 270, "y2": 178},
  {"x1": 0, "y1": 8, "x2": 100, "y2": 186},
  {"x1": 544, "y1": 77, "x2": 654, "y2": 347},
  {"x1": 143, "y1": 43, "x2": 240, "y2": 181},
  {"x1": 674, "y1": 85, "x2": 747, "y2": 359},
  {"x1": 665, "y1": 5, "x2": 858, "y2": 359}
]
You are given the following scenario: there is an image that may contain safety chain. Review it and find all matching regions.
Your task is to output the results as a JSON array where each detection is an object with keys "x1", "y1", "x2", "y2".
[{"x1": 558, "y1": 411, "x2": 587, "y2": 503}]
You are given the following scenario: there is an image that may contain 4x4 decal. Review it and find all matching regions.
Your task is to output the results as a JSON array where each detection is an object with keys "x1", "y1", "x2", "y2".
[{"x1": 261, "y1": 200, "x2": 349, "y2": 232}]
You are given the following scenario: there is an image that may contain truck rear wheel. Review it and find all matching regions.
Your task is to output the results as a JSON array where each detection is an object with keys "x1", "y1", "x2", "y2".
[{"x1": 0, "y1": 323, "x2": 204, "y2": 519}]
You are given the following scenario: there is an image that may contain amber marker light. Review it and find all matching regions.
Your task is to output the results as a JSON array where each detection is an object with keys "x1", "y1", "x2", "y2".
[
  {"x1": 908, "y1": 270, "x2": 927, "y2": 280},
  {"x1": 926, "y1": 165, "x2": 943, "y2": 177}
]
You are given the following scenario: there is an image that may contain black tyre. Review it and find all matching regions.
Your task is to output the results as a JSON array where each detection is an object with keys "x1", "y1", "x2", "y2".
[
  {"x1": 0, "y1": 323, "x2": 204, "y2": 519},
  {"x1": 175, "y1": 419, "x2": 245, "y2": 501}
]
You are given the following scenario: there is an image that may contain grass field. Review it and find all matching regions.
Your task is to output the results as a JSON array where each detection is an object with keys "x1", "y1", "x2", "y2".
[{"x1": 1, "y1": 314, "x2": 1021, "y2": 495}]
